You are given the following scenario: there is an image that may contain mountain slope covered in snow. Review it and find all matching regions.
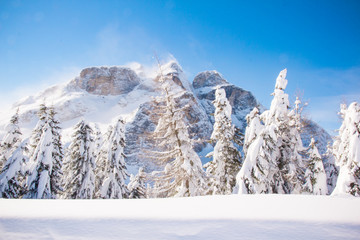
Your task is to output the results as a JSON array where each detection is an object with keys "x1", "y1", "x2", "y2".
[{"x1": 0, "y1": 60, "x2": 332, "y2": 174}]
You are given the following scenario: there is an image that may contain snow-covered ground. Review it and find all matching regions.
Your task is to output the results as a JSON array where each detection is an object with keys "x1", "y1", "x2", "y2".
[{"x1": 0, "y1": 195, "x2": 359, "y2": 239}]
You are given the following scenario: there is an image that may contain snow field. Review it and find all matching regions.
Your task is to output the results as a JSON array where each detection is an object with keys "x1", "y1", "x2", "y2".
[{"x1": 0, "y1": 195, "x2": 359, "y2": 239}]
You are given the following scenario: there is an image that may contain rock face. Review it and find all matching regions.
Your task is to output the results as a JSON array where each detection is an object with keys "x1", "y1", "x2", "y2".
[
  {"x1": 193, "y1": 71, "x2": 259, "y2": 130},
  {"x1": 193, "y1": 71, "x2": 228, "y2": 89},
  {"x1": 69, "y1": 66, "x2": 141, "y2": 95}
]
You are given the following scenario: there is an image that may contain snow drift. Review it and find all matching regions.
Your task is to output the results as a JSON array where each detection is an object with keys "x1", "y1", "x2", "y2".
[{"x1": 0, "y1": 195, "x2": 359, "y2": 239}]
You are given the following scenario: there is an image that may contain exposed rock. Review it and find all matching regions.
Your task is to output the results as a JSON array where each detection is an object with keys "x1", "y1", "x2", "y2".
[
  {"x1": 193, "y1": 71, "x2": 259, "y2": 131},
  {"x1": 69, "y1": 66, "x2": 141, "y2": 95},
  {"x1": 193, "y1": 71, "x2": 229, "y2": 89},
  {"x1": 125, "y1": 101, "x2": 158, "y2": 170}
]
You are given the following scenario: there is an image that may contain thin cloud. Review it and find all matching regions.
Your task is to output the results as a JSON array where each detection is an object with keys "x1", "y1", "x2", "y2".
[
  {"x1": 87, "y1": 23, "x2": 167, "y2": 66},
  {"x1": 0, "y1": 66, "x2": 81, "y2": 115},
  {"x1": 295, "y1": 66, "x2": 360, "y2": 97},
  {"x1": 307, "y1": 94, "x2": 360, "y2": 134}
]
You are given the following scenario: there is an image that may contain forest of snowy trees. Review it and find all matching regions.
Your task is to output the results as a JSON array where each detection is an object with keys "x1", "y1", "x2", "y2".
[{"x1": 0, "y1": 69, "x2": 359, "y2": 199}]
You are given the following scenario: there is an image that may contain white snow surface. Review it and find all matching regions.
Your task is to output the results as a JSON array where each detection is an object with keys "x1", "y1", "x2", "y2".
[{"x1": 0, "y1": 195, "x2": 359, "y2": 239}]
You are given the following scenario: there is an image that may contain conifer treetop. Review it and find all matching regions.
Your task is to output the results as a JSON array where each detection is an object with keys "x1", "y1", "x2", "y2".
[
  {"x1": 275, "y1": 68, "x2": 288, "y2": 90},
  {"x1": 332, "y1": 101, "x2": 360, "y2": 196},
  {"x1": 264, "y1": 69, "x2": 290, "y2": 125}
]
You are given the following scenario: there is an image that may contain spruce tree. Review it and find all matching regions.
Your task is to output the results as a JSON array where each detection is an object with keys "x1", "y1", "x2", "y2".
[
  {"x1": 24, "y1": 105, "x2": 64, "y2": 199},
  {"x1": 28, "y1": 104, "x2": 48, "y2": 157},
  {"x1": 92, "y1": 123, "x2": 104, "y2": 158},
  {"x1": 235, "y1": 121, "x2": 279, "y2": 194},
  {"x1": 25, "y1": 122, "x2": 56, "y2": 198},
  {"x1": 96, "y1": 119, "x2": 129, "y2": 199},
  {"x1": 263, "y1": 69, "x2": 305, "y2": 194},
  {"x1": 48, "y1": 106, "x2": 64, "y2": 197},
  {"x1": 323, "y1": 142, "x2": 338, "y2": 194},
  {"x1": 128, "y1": 167, "x2": 147, "y2": 199},
  {"x1": 243, "y1": 107, "x2": 263, "y2": 155},
  {"x1": 0, "y1": 111, "x2": 26, "y2": 198},
  {"x1": 236, "y1": 69, "x2": 305, "y2": 194},
  {"x1": 93, "y1": 123, "x2": 105, "y2": 197},
  {"x1": 95, "y1": 124, "x2": 110, "y2": 198},
  {"x1": 303, "y1": 138, "x2": 328, "y2": 195},
  {"x1": 282, "y1": 97, "x2": 306, "y2": 194},
  {"x1": 63, "y1": 120, "x2": 96, "y2": 199},
  {"x1": 332, "y1": 102, "x2": 360, "y2": 196},
  {"x1": 0, "y1": 110, "x2": 22, "y2": 171},
  {"x1": 204, "y1": 87, "x2": 241, "y2": 195},
  {"x1": 151, "y1": 61, "x2": 207, "y2": 198},
  {"x1": 0, "y1": 141, "x2": 27, "y2": 198}
]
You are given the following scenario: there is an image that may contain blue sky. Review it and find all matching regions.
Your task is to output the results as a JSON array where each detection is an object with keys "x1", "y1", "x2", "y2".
[{"x1": 0, "y1": 0, "x2": 359, "y2": 133}]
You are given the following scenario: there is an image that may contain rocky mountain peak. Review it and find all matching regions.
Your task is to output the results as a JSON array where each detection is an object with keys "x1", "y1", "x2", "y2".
[
  {"x1": 156, "y1": 60, "x2": 194, "y2": 92},
  {"x1": 164, "y1": 61, "x2": 183, "y2": 74},
  {"x1": 69, "y1": 66, "x2": 141, "y2": 95},
  {"x1": 193, "y1": 71, "x2": 229, "y2": 89}
]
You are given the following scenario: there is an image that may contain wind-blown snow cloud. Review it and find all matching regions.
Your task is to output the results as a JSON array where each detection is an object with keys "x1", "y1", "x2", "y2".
[
  {"x1": 0, "y1": 66, "x2": 80, "y2": 118},
  {"x1": 87, "y1": 23, "x2": 167, "y2": 66}
]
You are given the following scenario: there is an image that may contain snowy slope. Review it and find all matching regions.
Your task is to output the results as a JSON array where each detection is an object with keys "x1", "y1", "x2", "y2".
[
  {"x1": 0, "y1": 67, "x2": 158, "y2": 143},
  {"x1": 0, "y1": 195, "x2": 359, "y2": 239}
]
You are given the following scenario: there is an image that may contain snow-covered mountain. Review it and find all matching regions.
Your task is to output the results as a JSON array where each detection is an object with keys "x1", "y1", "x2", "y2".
[{"x1": 0, "y1": 60, "x2": 332, "y2": 174}]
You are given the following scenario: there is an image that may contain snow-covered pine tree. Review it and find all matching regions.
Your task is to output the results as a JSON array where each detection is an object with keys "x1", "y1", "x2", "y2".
[
  {"x1": 236, "y1": 69, "x2": 305, "y2": 194},
  {"x1": 243, "y1": 107, "x2": 263, "y2": 155},
  {"x1": 25, "y1": 123, "x2": 56, "y2": 199},
  {"x1": 24, "y1": 105, "x2": 64, "y2": 199},
  {"x1": 263, "y1": 69, "x2": 305, "y2": 194},
  {"x1": 128, "y1": 167, "x2": 147, "y2": 199},
  {"x1": 283, "y1": 97, "x2": 306, "y2": 194},
  {"x1": 204, "y1": 87, "x2": 241, "y2": 195},
  {"x1": 303, "y1": 138, "x2": 328, "y2": 195},
  {"x1": 0, "y1": 140, "x2": 27, "y2": 198},
  {"x1": 93, "y1": 123, "x2": 105, "y2": 197},
  {"x1": 235, "y1": 120, "x2": 279, "y2": 194},
  {"x1": 63, "y1": 120, "x2": 96, "y2": 199},
  {"x1": 323, "y1": 142, "x2": 338, "y2": 194},
  {"x1": 0, "y1": 109, "x2": 22, "y2": 171},
  {"x1": 28, "y1": 104, "x2": 48, "y2": 157},
  {"x1": 47, "y1": 106, "x2": 64, "y2": 197},
  {"x1": 95, "y1": 124, "x2": 110, "y2": 195},
  {"x1": 151, "y1": 60, "x2": 207, "y2": 198},
  {"x1": 332, "y1": 102, "x2": 360, "y2": 196},
  {"x1": 92, "y1": 123, "x2": 103, "y2": 158},
  {"x1": 0, "y1": 110, "x2": 26, "y2": 198},
  {"x1": 96, "y1": 119, "x2": 129, "y2": 199}
]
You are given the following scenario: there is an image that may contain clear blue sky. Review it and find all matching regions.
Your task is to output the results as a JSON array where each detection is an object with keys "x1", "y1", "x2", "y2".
[{"x1": 1, "y1": 0, "x2": 359, "y2": 133}]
